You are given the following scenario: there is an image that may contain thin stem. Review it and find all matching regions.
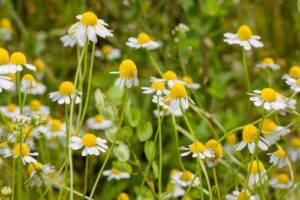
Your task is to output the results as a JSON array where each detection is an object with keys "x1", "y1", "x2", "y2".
[
  {"x1": 242, "y1": 49, "x2": 250, "y2": 92},
  {"x1": 83, "y1": 156, "x2": 89, "y2": 199},
  {"x1": 171, "y1": 115, "x2": 185, "y2": 170},
  {"x1": 147, "y1": 51, "x2": 163, "y2": 77},
  {"x1": 157, "y1": 97, "x2": 162, "y2": 199},
  {"x1": 213, "y1": 167, "x2": 221, "y2": 200},
  {"x1": 12, "y1": 159, "x2": 16, "y2": 200}
]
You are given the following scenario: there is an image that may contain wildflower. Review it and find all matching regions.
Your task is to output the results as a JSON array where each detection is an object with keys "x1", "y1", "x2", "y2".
[
  {"x1": 162, "y1": 183, "x2": 185, "y2": 199},
  {"x1": 95, "y1": 45, "x2": 121, "y2": 60},
  {"x1": 261, "y1": 119, "x2": 289, "y2": 145},
  {"x1": 181, "y1": 76, "x2": 200, "y2": 89},
  {"x1": 249, "y1": 88, "x2": 287, "y2": 111},
  {"x1": 86, "y1": 114, "x2": 113, "y2": 130},
  {"x1": 0, "y1": 103, "x2": 20, "y2": 119},
  {"x1": 111, "y1": 59, "x2": 138, "y2": 88},
  {"x1": 256, "y1": 57, "x2": 280, "y2": 71},
  {"x1": 49, "y1": 81, "x2": 81, "y2": 104},
  {"x1": 33, "y1": 59, "x2": 46, "y2": 79},
  {"x1": 169, "y1": 83, "x2": 193, "y2": 113},
  {"x1": 9, "y1": 52, "x2": 36, "y2": 71},
  {"x1": 44, "y1": 119, "x2": 66, "y2": 139},
  {"x1": 205, "y1": 139, "x2": 222, "y2": 167},
  {"x1": 0, "y1": 48, "x2": 19, "y2": 73},
  {"x1": 117, "y1": 193, "x2": 130, "y2": 200},
  {"x1": 268, "y1": 148, "x2": 288, "y2": 168},
  {"x1": 235, "y1": 124, "x2": 268, "y2": 154},
  {"x1": 269, "y1": 173, "x2": 293, "y2": 189},
  {"x1": 172, "y1": 170, "x2": 200, "y2": 187},
  {"x1": 248, "y1": 160, "x2": 267, "y2": 186},
  {"x1": 224, "y1": 133, "x2": 237, "y2": 154},
  {"x1": 126, "y1": 32, "x2": 159, "y2": 50},
  {"x1": 180, "y1": 140, "x2": 214, "y2": 159},
  {"x1": 285, "y1": 76, "x2": 300, "y2": 92},
  {"x1": 70, "y1": 133, "x2": 108, "y2": 156},
  {"x1": 103, "y1": 167, "x2": 130, "y2": 180},
  {"x1": 21, "y1": 74, "x2": 36, "y2": 89},
  {"x1": 282, "y1": 65, "x2": 300, "y2": 80},
  {"x1": 226, "y1": 189, "x2": 259, "y2": 200},
  {"x1": 23, "y1": 99, "x2": 50, "y2": 116},
  {"x1": 26, "y1": 161, "x2": 55, "y2": 187},
  {"x1": 1, "y1": 186, "x2": 12, "y2": 196},
  {"x1": 5, "y1": 143, "x2": 38, "y2": 164},
  {"x1": 0, "y1": 73, "x2": 13, "y2": 92},
  {"x1": 60, "y1": 24, "x2": 78, "y2": 47},
  {"x1": 172, "y1": 23, "x2": 190, "y2": 35},
  {"x1": 156, "y1": 70, "x2": 179, "y2": 87},
  {"x1": 287, "y1": 137, "x2": 300, "y2": 162},
  {"x1": 142, "y1": 80, "x2": 169, "y2": 96},
  {"x1": 223, "y1": 25, "x2": 263, "y2": 50},
  {"x1": 0, "y1": 18, "x2": 13, "y2": 41}
]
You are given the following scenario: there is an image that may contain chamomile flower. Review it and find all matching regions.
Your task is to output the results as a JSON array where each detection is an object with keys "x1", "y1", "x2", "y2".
[
  {"x1": 162, "y1": 70, "x2": 178, "y2": 87},
  {"x1": 70, "y1": 133, "x2": 108, "y2": 156},
  {"x1": 111, "y1": 59, "x2": 138, "y2": 88},
  {"x1": 169, "y1": 83, "x2": 193, "y2": 113},
  {"x1": 22, "y1": 81, "x2": 46, "y2": 95},
  {"x1": 33, "y1": 59, "x2": 46, "y2": 79},
  {"x1": 0, "y1": 48, "x2": 19, "y2": 73},
  {"x1": 5, "y1": 143, "x2": 38, "y2": 164},
  {"x1": 23, "y1": 99, "x2": 50, "y2": 116},
  {"x1": 126, "y1": 32, "x2": 160, "y2": 50},
  {"x1": 26, "y1": 161, "x2": 55, "y2": 187},
  {"x1": 261, "y1": 119, "x2": 289, "y2": 145},
  {"x1": 95, "y1": 45, "x2": 121, "y2": 60},
  {"x1": 282, "y1": 65, "x2": 300, "y2": 80},
  {"x1": 235, "y1": 124, "x2": 268, "y2": 154},
  {"x1": 268, "y1": 148, "x2": 288, "y2": 168},
  {"x1": 49, "y1": 81, "x2": 81, "y2": 104},
  {"x1": 287, "y1": 137, "x2": 300, "y2": 162},
  {"x1": 226, "y1": 189, "x2": 259, "y2": 200},
  {"x1": 0, "y1": 73, "x2": 13, "y2": 92},
  {"x1": 180, "y1": 140, "x2": 214, "y2": 159},
  {"x1": 285, "y1": 76, "x2": 300, "y2": 92},
  {"x1": 142, "y1": 80, "x2": 169, "y2": 96},
  {"x1": 224, "y1": 133, "x2": 237, "y2": 154},
  {"x1": 21, "y1": 74, "x2": 36, "y2": 90},
  {"x1": 205, "y1": 139, "x2": 222, "y2": 167},
  {"x1": 172, "y1": 170, "x2": 200, "y2": 187},
  {"x1": 0, "y1": 18, "x2": 13, "y2": 41},
  {"x1": 248, "y1": 160, "x2": 267, "y2": 187},
  {"x1": 224, "y1": 25, "x2": 263, "y2": 50},
  {"x1": 86, "y1": 114, "x2": 113, "y2": 130},
  {"x1": 249, "y1": 88, "x2": 287, "y2": 111},
  {"x1": 9, "y1": 52, "x2": 36, "y2": 71},
  {"x1": 117, "y1": 193, "x2": 130, "y2": 200},
  {"x1": 103, "y1": 167, "x2": 130, "y2": 180},
  {"x1": 181, "y1": 76, "x2": 200, "y2": 89},
  {"x1": 60, "y1": 23, "x2": 78, "y2": 47},
  {"x1": 162, "y1": 183, "x2": 185, "y2": 199},
  {"x1": 256, "y1": 57, "x2": 280, "y2": 71},
  {"x1": 44, "y1": 119, "x2": 66, "y2": 139},
  {"x1": 269, "y1": 173, "x2": 293, "y2": 189},
  {"x1": 0, "y1": 103, "x2": 20, "y2": 119},
  {"x1": 1, "y1": 186, "x2": 12, "y2": 196}
]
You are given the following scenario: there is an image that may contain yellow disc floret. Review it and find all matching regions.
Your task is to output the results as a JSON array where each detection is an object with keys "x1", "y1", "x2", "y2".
[
  {"x1": 81, "y1": 11, "x2": 98, "y2": 26},
  {"x1": 276, "y1": 173, "x2": 289, "y2": 184},
  {"x1": 151, "y1": 81, "x2": 165, "y2": 90},
  {"x1": 163, "y1": 70, "x2": 177, "y2": 80},
  {"x1": 260, "y1": 88, "x2": 277, "y2": 102},
  {"x1": 137, "y1": 32, "x2": 151, "y2": 44},
  {"x1": 262, "y1": 119, "x2": 276, "y2": 133},
  {"x1": 249, "y1": 160, "x2": 264, "y2": 174},
  {"x1": 119, "y1": 59, "x2": 137, "y2": 79},
  {"x1": 50, "y1": 119, "x2": 62, "y2": 132},
  {"x1": 290, "y1": 137, "x2": 300, "y2": 148},
  {"x1": 275, "y1": 149, "x2": 286, "y2": 158},
  {"x1": 117, "y1": 193, "x2": 130, "y2": 200},
  {"x1": 0, "y1": 18, "x2": 12, "y2": 31},
  {"x1": 27, "y1": 162, "x2": 42, "y2": 174},
  {"x1": 82, "y1": 133, "x2": 97, "y2": 147},
  {"x1": 170, "y1": 83, "x2": 187, "y2": 99},
  {"x1": 242, "y1": 124, "x2": 258, "y2": 143},
  {"x1": 189, "y1": 141, "x2": 205, "y2": 153},
  {"x1": 101, "y1": 45, "x2": 112, "y2": 55},
  {"x1": 182, "y1": 76, "x2": 193, "y2": 84},
  {"x1": 10, "y1": 52, "x2": 27, "y2": 65},
  {"x1": 30, "y1": 99, "x2": 41, "y2": 111},
  {"x1": 288, "y1": 65, "x2": 300, "y2": 78},
  {"x1": 226, "y1": 133, "x2": 237, "y2": 145},
  {"x1": 296, "y1": 79, "x2": 300, "y2": 87},
  {"x1": 262, "y1": 57, "x2": 275, "y2": 65},
  {"x1": 205, "y1": 139, "x2": 222, "y2": 158},
  {"x1": 23, "y1": 74, "x2": 35, "y2": 81},
  {"x1": 95, "y1": 114, "x2": 104, "y2": 122},
  {"x1": 180, "y1": 170, "x2": 193, "y2": 182},
  {"x1": 33, "y1": 59, "x2": 45, "y2": 72},
  {"x1": 237, "y1": 25, "x2": 252, "y2": 40},
  {"x1": 12, "y1": 143, "x2": 30, "y2": 156},
  {"x1": 111, "y1": 167, "x2": 122, "y2": 175},
  {"x1": 7, "y1": 103, "x2": 17, "y2": 112},
  {"x1": 0, "y1": 48, "x2": 9, "y2": 65},
  {"x1": 237, "y1": 191, "x2": 251, "y2": 200},
  {"x1": 59, "y1": 81, "x2": 74, "y2": 96}
]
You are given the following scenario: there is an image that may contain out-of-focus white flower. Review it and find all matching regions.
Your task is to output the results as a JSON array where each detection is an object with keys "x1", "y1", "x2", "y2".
[
  {"x1": 126, "y1": 32, "x2": 159, "y2": 50},
  {"x1": 103, "y1": 168, "x2": 130, "y2": 180},
  {"x1": 95, "y1": 45, "x2": 121, "y2": 60},
  {"x1": 86, "y1": 114, "x2": 113, "y2": 130}
]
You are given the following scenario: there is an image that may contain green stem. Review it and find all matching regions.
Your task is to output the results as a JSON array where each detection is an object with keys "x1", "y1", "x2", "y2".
[
  {"x1": 242, "y1": 49, "x2": 250, "y2": 92},
  {"x1": 171, "y1": 115, "x2": 185, "y2": 170},
  {"x1": 213, "y1": 167, "x2": 221, "y2": 200},
  {"x1": 147, "y1": 51, "x2": 163, "y2": 77},
  {"x1": 157, "y1": 97, "x2": 162, "y2": 199},
  {"x1": 12, "y1": 159, "x2": 16, "y2": 200},
  {"x1": 83, "y1": 156, "x2": 89, "y2": 199}
]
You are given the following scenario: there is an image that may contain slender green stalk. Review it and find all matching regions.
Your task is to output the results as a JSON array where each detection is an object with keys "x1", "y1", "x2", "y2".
[
  {"x1": 147, "y1": 51, "x2": 163, "y2": 77},
  {"x1": 242, "y1": 49, "x2": 250, "y2": 92},
  {"x1": 12, "y1": 159, "x2": 16, "y2": 200},
  {"x1": 213, "y1": 167, "x2": 221, "y2": 200},
  {"x1": 83, "y1": 156, "x2": 89, "y2": 199},
  {"x1": 171, "y1": 115, "x2": 185, "y2": 170},
  {"x1": 157, "y1": 97, "x2": 162, "y2": 199}
]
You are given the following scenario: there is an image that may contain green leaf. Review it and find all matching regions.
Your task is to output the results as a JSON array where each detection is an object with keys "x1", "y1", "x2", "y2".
[
  {"x1": 112, "y1": 161, "x2": 132, "y2": 174},
  {"x1": 144, "y1": 141, "x2": 155, "y2": 161},
  {"x1": 127, "y1": 107, "x2": 141, "y2": 127},
  {"x1": 134, "y1": 186, "x2": 153, "y2": 199},
  {"x1": 152, "y1": 161, "x2": 158, "y2": 179},
  {"x1": 117, "y1": 126, "x2": 133, "y2": 141},
  {"x1": 113, "y1": 142, "x2": 130, "y2": 161},
  {"x1": 94, "y1": 89, "x2": 105, "y2": 105},
  {"x1": 107, "y1": 84, "x2": 124, "y2": 106},
  {"x1": 137, "y1": 121, "x2": 153, "y2": 142}
]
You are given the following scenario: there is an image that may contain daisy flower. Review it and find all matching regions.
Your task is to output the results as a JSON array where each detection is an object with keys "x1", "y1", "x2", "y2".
[
  {"x1": 0, "y1": 73, "x2": 13, "y2": 92},
  {"x1": 21, "y1": 74, "x2": 36, "y2": 90},
  {"x1": 26, "y1": 161, "x2": 55, "y2": 187},
  {"x1": 162, "y1": 183, "x2": 185, "y2": 199},
  {"x1": 86, "y1": 114, "x2": 113, "y2": 130},
  {"x1": 285, "y1": 76, "x2": 300, "y2": 92},
  {"x1": 44, "y1": 119, "x2": 66, "y2": 139},
  {"x1": 287, "y1": 137, "x2": 300, "y2": 162},
  {"x1": 70, "y1": 133, "x2": 108, "y2": 156},
  {"x1": 172, "y1": 170, "x2": 200, "y2": 187},
  {"x1": 60, "y1": 23, "x2": 78, "y2": 47},
  {"x1": 33, "y1": 59, "x2": 46, "y2": 79},
  {"x1": 268, "y1": 148, "x2": 288, "y2": 168},
  {"x1": 223, "y1": 25, "x2": 263, "y2": 50},
  {"x1": 95, "y1": 45, "x2": 121, "y2": 60},
  {"x1": 22, "y1": 81, "x2": 46, "y2": 95},
  {"x1": 103, "y1": 167, "x2": 130, "y2": 180},
  {"x1": 0, "y1": 48, "x2": 19, "y2": 74},
  {"x1": 256, "y1": 57, "x2": 280, "y2": 71},
  {"x1": 126, "y1": 32, "x2": 159, "y2": 50},
  {"x1": 111, "y1": 59, "x2": 138, "y2": 88},
  {"x1": 180, "y1": 140, "x2": 214, "y2": 159},
  {"x1": 0, "y1": 103, "x2": 20, "y2": 119},
  {"x1": 282, "y1": 65, "x2": 300, "y2": 80},
  {"x1": 5, "y1": 143, "x2": 38, "y2": 164},
  {"x1": 181, "y1": 76, "x2": 200, "y2": 89},
  {"x1": 1, "y1": 186, "x2": 12, "y2": 196},
  {"x1": 235, "y1": 124, "x2": 268, "y2": 154},
  {"x1": 23, "y1": 99, "x2": 50, "y2": 116},
  {"x1": 248, "y1": 160, "x2": 267, "y2": 187},
  {"x1": 226, "y1": 189, "x2": 259, "y2": 200},
  {"x1": 117, "y1": 193, "x2": 130, "y2": 200},
  {"x1": 155, "y1": 70, "x2": 179, "y2": 87},
  {"x1": 9, "y1": 52, "x2": 36, "y2": 71},
  {"x1": 224, "y1": 133, "x2": 237, "y2": 154},
  {"x1": 249, "y1": 88, "x2": 287, "y2": 111},
  {"x1": 169, "y1": 83, "x2": 193, "y2": 113},
  {"x1": 49, "y1": 81, "x2": 81, "y2": 104},
  {"x1": 205, "y1": 139, "x2": 222, "y2": 167},
  {"x1": 0, "y1": 18, "x2": 13, "y2": 41},
  {"x1": 261, "y1": 119, "x2": 289, "y2": 145},
  {"x1": 142, "y1": 80, "x2": 169, "y2": 96},
  {"x1": 269, "y1": 173, "x2": 293, "y2": 189}
]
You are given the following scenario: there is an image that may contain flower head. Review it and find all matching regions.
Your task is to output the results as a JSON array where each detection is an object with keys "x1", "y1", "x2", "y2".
[
  {"x1": 180, "y1": 140, "x2": 214, "y2": 159},
  {"x1": 248, "y1": 160, "x2": 267, "y2": 186},
  {"x1": 269, "y1": 173, "x2": 293, "y2": 189},
  {"x1": 103, "y1": 167, "x2": 130, "y2": 180},
  {"x1": 256, "y1": 57, "x2": 280, "y2": 71},
  {"x1": 205, "y1": 139, "x2": 222, "y2": 167},
  {"x1": 268, "y1": 148, "x2": 288, "y2": 168},
  {"x1": 111, "y1": 59, "x2": 139, "y2": 88},
  {"x1": 9, "y1": 52, "x2": 36, "y2": 71},
  {"x1": 49, "y1": 81, "x2": 81, "y2": 104},
  {"x1": 5, "y1": 143, "x2": 38, "y2": 164},
  {"x1": 172, "y1": 170, "x2": 200, "y2": 187},
  {"x1": 126, "y1": 32, "x2": 160, "y2": 50},
  {"x1": 261, "y1": 119, "x2": 289, "y2": 145},
  {"x1": 86, "y1": 114, "x2": 113, "y2": 130}
]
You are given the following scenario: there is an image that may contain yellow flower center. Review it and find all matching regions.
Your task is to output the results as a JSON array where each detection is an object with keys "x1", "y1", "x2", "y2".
[
  {"x1": 81, "y1": 11, "x2": 98, "y2": 26},
  {"x1": 226, "y1": 133, "x2": 236, "y2": 145},
  {"x1": 101, "y1": 45, "x2": 112, "y2": 55},
  {"x1": 288, "y1": 65, "x2": 300, "y2": 78},
  {"x1": 119, "y1": 59, "x2": 137, "y2": 79},
  {"x1": 242, "y1": 124, "x2": 258, "y2": 143},
  {"x1": 205, "y1": 139, "x2": 222, "y2": 158},
  {"x1": 0, "y1": 18, "x2": 12, "y2": 30},
  {"x1": 50, "y1": 119, "x2": 62, "y2": 132},
  {"x1": 295, "y1": 79, "x2": 300, "y2": 87},
  {"x1": 290, "y1": 137, "x2": 300, "y2": 148},
  {"x1": 237, "y1": 25, "x2": 252, "y2": 40},
  {"x1": 30, "y1": 99, "x2": 41, "y2": 111},
  {"x1": 275, "y1": 149, "x2": 286, "y2": 158},
  {"x1": 262, "y1": 119, "x2": 276, "y2": 133},
  {"x1": 59, "y1": 81, "x2": 74, "y2": 96},
  {"x1": 237, "y1": 192, "x2": 251, "y2": 200},
  {"x1": 170, "y1": 83, "x2": 187, "y2": 99},
  {"x1": 12, "y1": 143, "x2": 30, "y2": 156},
  {"x1": 262, "y1": 57, "x2": 274, "y2": 65},
  {"x1": 22, "y1": 126, "x2": 32, "y2": 137},
  {"x1": 276, "y1": 174, "x2": 289, "y2": 184},
  {"x1": 189, "y1": 141, "x2": 205, "y2": 153},
  {"x1": 170, "y1": 169, "x2": 179, "y2": 175},
  {"x1": 0, "y1": 48, "x2": 9, "y2": 65},
  {"x1": 10, "y1": 52, "x2": 27, "y2": 65},
  {"x1": 249, "y1": 160, "x2": 264, "y2": 174},
  {"x1": 7, "y1": 103, "x2": 17, "y2": 112},
  {"x1": 6, "y1": 73, "x2": 16, "y2": 80},
  {"x1": 117, "y1": 193, "x2": 130, "y2": 200},
  {"x1": 163, "y1": 70, "x2": 177, "y2": 80},
  {"x1": 6, "y1": 122, "x2": 14, "y2": 132},
  {"x1": 95, "y1": 114, "x2": 104, "y2": 122},
  {"x1": 182, "y1": 76, "x2": 193, "y2": 84},
  {"x1": 82, "y1": 133, "x2": 97, "y2": 147},
  {"x1": 33, "y1": 59, "x2": 45, "y2": 72},
  {"x1": 27, "y1": 162, "x2": 42, "y2": 174},
  {"x1": 137, "y1": 32, "x2": 151, "y2": 44},
  {"x1": 111, "y1": 167, "x2": 122, "y2": 175},
  {"x1": 151, "y1": 81, "x2": 165, "y2": 90},
  {"x1": 180, "y1": 170, "x2": 193, "y2": 182},
  {"x1": 260, "y1": 88, "x2": 277, "y2": 102},
  {"x1": 23, "y1": 74, "x2": 35, "y2": 81}
]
